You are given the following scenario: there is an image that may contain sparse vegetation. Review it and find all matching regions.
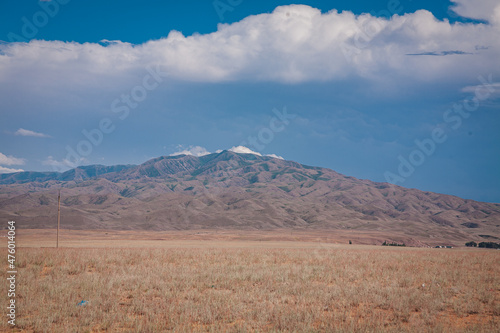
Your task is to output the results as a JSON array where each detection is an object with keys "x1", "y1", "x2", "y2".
[
  {"x1": 3, "y1": 246, "x2": 499, "y2": 332},
  {"x1": 478, "y1": 234, "x2": 499, "y2": 240},
  {"x1": 89, "y1": 195, "x2": 107, "y2": 205},
  {"x1": 461, "y1": 222, "x2": 479, "y2": 228},
  {"x1": 382, "y1": 241, "x2": 406, "y2": 247},
  {"x1": 119, "y1": 187, "x2": 133, "y2": 197},
  {"x1": 277, "y1": 185, "x2": 292, "y2": 193},
  {"x1": 478, "y1": 241, "x2": 500, "y2": 249},
  {"x1": 38, "y1": 195, "x2": 50, "y2": 206},
  {"x1": 466, "y1": 241, "x2": 500, "y2": 248},
  {"x1": 249, "y1": 173, "x2": 259, "y2": 184}
]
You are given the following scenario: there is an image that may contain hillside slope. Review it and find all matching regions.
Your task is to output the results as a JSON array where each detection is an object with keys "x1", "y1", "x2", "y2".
[{"x1": 0, "y1": 151, "x2": 499, "y2": 245}]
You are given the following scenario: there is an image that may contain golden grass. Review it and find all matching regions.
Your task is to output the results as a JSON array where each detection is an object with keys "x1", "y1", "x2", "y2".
[
  {"x1": 9, "y1": 228, "x2": 444, "y2": 248},
  {"x1": 1, "y1": 244, "x2": 498, "y2": 332}
]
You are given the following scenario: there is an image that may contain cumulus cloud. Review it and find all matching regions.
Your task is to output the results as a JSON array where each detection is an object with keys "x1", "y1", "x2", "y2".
[
  {"x1": 0, "y1": 152, "x2": 25, "y2": 174},
  {"x1": 227, "y1": 146, "x2": 283, "y2": 159},
  {"x1": 228, "y1": 146, "x2": 262, "y2": 156},
  {"x1": 15, "y1": 128, "x2": 50, "y2": 137},
  {"x1": 171, "y1": 145, "x2": 284, "y2": 159},
  {"x1": 450, "y1": 0, "x2": 500, "y2": 22},
  {"x1": 172, "y1": 145, "x2": 266, "y2": 157},
  {"x1": 0, "y1": 1, "x2": 499, "y2": 91},
  {"x1": 42, "y1": 156, "x2": 87, "y2": 172},
  {"x1": 0, "y1": 166, "x2": 24, "y2": 174},
  {"x1": 170, "y1": 145, "x2": 211, "y2": 157},
  {"x1": 0, "y1": 152, "x2": 25, "y2": 166},
  {"x1": 265, "y1": 153, "x2": 284, "y2": 160},
  {"x1": 42, "y1": 156, "x2": 70, "y2": 167}
]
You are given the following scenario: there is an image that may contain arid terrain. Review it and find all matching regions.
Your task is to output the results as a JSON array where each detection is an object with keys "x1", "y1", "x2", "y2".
[
  {"x1": 1, "y1": 151, "x2": 499, "y2": 246},
  {"x1": 1, "y1": 236, "x2": 498, "y2": 332},
  {"x1": 1, "y1": 228, "x2": 444, "y2": 248},
  {"x1": 2, "y1": 0, "x2": 500, "y2": 331},
  {"x1": 1, "y1": 152, "x2": 499, "y2": 331}
]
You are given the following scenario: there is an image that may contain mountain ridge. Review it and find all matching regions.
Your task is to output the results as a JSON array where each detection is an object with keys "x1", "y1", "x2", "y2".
[{"x1": 0, "y1": 151, "x2": 499, "y2": 245}]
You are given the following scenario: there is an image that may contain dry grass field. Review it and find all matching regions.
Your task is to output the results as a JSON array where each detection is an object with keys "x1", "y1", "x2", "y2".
[{"x1": 1, "y1": 231, "x2": 499, "y2": 332}]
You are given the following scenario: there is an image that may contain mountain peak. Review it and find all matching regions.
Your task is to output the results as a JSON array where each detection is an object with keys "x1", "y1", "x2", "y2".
[
  {"x1": 167, "y1": 145, "x2": 284, "y2": 160},
  {"x1": 1, "y1": 152, "x2": 499, "y2": 246},
  {"x1": 227, "y1": 146, "x2": 284, "y2": 160},
  {"x1": 228, "y1": 146, "x2": 261, "y2": 156}
]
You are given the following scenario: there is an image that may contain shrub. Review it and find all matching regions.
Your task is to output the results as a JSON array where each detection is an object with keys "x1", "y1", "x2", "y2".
[
  {"x1": 382, "y1": 241, "x2": 406, "y2": 247},
  {"x1": 478, "y1": 242, "x2": 500, "y2": 249}
]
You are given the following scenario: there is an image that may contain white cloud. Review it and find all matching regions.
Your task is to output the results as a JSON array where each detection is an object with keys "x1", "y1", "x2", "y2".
[
  {"x1": 228, "y1": 147, "x2": 284, "y2": 159},
  {"x1": 0, "y1": 166, "x2": 24, "y2": 174},
  {"x1": 42, "y1": 156, "x2": 68, "y2": 167},
  {"x1": 15, "y1": 128, "x2": 50, "y2": 138},
  {"x1": 0, "y1": 1, "x2": 499, "y2": 91},
  {"x1": 172, "y1": 145, "x2": 285, "y2": 160},
  {"x1": 0, "y1": 152, "x2": 25, "y2": 165},
  {"x1": 461, "y1": 81, "x2": 500, "y2": 95},
  {"x1": 170, "y1": 145, "x2": 211, "y2": 157},
  {"x1": 265, "y1": 153, "x2": 284, "y2": 160},
  {"x1": 42, "y1": 156, "x2": 87, "y2": 172},
  {"x1": 228, "y1": 146, "x2": 262, "y2": 156},
  {"x1": 450, "y1": 0, "x2": 500, "y2": 23}
]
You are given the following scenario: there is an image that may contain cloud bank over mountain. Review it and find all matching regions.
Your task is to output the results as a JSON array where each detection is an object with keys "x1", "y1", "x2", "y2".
[
  {"x1": 1, "y1": 0, "x2": 499, "y2": 202},
  {"x1": 0, "y1": 0, "x2": 498, "y2": 92},
  {"x1": 169, "y1": 145, "x2": 284, "y2": 160},
  {"x1": 0, "y1": 152, "x2": 25, "y2": 174}
]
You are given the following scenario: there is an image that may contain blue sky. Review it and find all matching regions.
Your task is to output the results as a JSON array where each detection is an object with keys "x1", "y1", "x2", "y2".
[{"x1": 0, "y1": 0, "x2": 499, "y2": 202}]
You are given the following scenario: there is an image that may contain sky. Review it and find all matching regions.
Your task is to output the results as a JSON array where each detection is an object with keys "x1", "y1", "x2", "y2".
[{"x1": 0, "y1": 0, "x2": 499, "y2": 203}]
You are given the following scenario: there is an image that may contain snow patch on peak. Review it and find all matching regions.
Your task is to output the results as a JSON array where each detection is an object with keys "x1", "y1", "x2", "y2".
[
  {"x1": 228, "y1": 146, "x2": 284, "y2": 160},
  {"x1": 265, "y1": 153, "x2": 284, "y2": 160},
  {"x1": 228, "y1": 146, "x2": 262, "y2": 156},
  {"x1": 170, "y1": 145, "x2": 210, "y2": 157},
  {"x1": 171, "y1": 145, "x2": 284, "y2": 160}
]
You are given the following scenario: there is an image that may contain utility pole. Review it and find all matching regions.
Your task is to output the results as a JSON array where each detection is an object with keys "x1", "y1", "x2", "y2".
[{"x1": 57, "y1": 190, "x2": 61, "y2": 248}]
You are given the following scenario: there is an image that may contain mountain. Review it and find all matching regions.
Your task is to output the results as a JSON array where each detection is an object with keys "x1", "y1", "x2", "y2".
[
  {"x1": 1, "y1": 151, "x2": 499, "y2": 245},
  {"x1": 0, "y1": 164, "x2": 134, "y2": 184}
]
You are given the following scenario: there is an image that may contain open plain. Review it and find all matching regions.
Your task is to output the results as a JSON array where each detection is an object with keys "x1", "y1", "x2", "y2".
[{"x1": 1, "y1": 230, "x2": 498, "y2": 332}]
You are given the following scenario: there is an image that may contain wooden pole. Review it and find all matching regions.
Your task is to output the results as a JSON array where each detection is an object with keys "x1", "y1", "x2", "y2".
[{"x1": 57, "y1": 190, "x2": 61, "y2": 248}]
